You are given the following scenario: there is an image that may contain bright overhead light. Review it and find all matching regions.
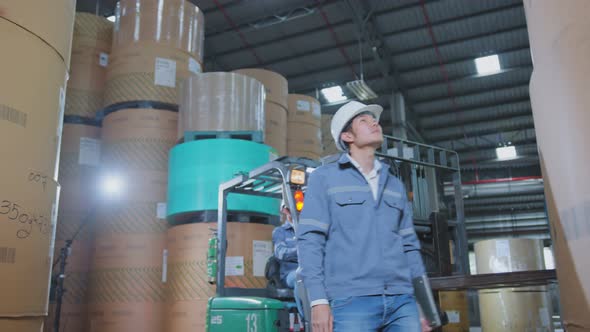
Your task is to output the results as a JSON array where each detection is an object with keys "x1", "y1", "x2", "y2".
[
  {"x1": 475, "y1": 54, "x2": 501, "y2": 75},
  {"x1": 101, "y1": 174, "x2": 124, "y2": 196},
  {"x1": 321, "y1": 86, "x2": 347, "y2": 103},
  {"x1": 106, "y1": 15, "x2": 116, "y2": 22},
  {"x1": 496, "y1": 146, "x2": 517, "y2": 160}
]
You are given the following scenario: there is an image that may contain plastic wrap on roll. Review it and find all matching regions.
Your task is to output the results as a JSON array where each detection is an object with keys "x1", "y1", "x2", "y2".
[
  {"x1": 233, "y1": 68, "x2": 288, "y2": 108},
  {"x1": 167, "y1": 139, "x2": 279, "y2": 224},
  {"x1": 178, "y1": 72, "x2": 265, "y2": 139},
  {"x1": 114, "y1": 0, "x2": 205, "y2": 61},
  {"x1": 474, "y1": 238, "x2": 544, "y2": 274}
]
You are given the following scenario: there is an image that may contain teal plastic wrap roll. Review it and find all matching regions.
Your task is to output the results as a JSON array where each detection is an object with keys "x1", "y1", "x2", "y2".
[{"x1": 167, "y1": 139, "x2": 279, "y2": 224}]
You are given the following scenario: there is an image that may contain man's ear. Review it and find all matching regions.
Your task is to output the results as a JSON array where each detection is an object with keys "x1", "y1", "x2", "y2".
[{"x1": 341, "y1": 130, "x2": 354, "y2": 144}]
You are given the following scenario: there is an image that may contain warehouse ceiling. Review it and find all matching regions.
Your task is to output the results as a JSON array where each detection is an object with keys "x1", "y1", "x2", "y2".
[{"x1": 77, "y1": 0, "x2": 547, "y2": 241}]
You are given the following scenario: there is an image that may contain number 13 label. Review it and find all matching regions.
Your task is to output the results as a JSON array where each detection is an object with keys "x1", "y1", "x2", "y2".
[{"x1": 246, "y1": 313, "x2": 258, "y2": 332}]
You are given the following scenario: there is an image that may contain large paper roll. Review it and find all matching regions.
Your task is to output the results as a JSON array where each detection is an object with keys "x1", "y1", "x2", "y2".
[
  {"x1": 178, "y1": 72, "x2": 265, "y2": 139},
  {"x1": 113, "y1": 0, "x2": 205, "y2": 61}
]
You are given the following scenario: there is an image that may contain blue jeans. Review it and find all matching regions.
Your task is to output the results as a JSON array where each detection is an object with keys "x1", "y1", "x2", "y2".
[
  {"x1": 285, "y1": 270, "x2": 304, "y2": 320},
  {"x1": 330, "y1": 294, "x2": 421, "y2": 332}
]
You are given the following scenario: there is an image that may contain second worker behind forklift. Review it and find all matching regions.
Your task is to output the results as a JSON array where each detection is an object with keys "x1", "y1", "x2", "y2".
[{"x1": 297, "y1": 101, "x2": 432, "y2": 332}]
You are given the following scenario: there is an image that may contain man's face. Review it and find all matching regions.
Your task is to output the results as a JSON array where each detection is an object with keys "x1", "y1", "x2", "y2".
[{"x1": 341, "y1": 113, "x2": 383, "y2": 149}]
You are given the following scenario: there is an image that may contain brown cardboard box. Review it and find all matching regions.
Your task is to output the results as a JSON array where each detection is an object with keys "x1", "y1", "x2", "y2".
[
  {"x1": 287, "y1": 94, "x2": 321, "y2": 127},
  {"x1": 102, "y1": 109, "x2": 178, "y2": 173},
  {"x1": 0, "y1": 19, "x2": 68, "y2": 180},
  {"x1": 438, "y1": 291, "x2": 469, "y2": 332},
  {"x1": 524, "y1": 2, "x2": 590, "y2": 330},
  {"x1": 178, "y1": 72, "x2": 265, "y2": 138},
  {"x1": 114, "y1": 0, "x2": 205, "y2": 61},
  {"x1": 165, "y1": 222, "x2": 274, "y2": 331},
  {"x1": 0, "y1": 162, "x2": 60, "y2": 316},
  {"x1": 265, "y1": 101, "x2": 288, "y2": 156},
  {"x1": 0, "y1": 316, "x2": 44, "y2": 332},
  {"x1": 103, "y1": 42, "x2": 198, "y2": 107},
  {"x1": 234, "y1": 69, "x2": 289, "y2": 109},
  {"x1": 0, "y1": 0, "x2": 75, "y2": 66}
]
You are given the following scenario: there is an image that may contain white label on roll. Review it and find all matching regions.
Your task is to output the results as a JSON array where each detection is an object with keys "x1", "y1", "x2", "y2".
[
  {"x1": 188, "y1": 57, "x2": 202, "y2": 74},
  {"x1": 297, "y1": 100, "x2": 311, "y2": 112},
  {"x1": 154, "y1": 57, "x2": 177, "y2": 87},
  {"x1": 253, "y1": 240, "x2": 273, "y2": 277},
  {"x1": 99, "y1": 52, "x2": 109, "y2": 67},
  {"x1": 313, "y1": 103, "x2": 321, "y2": 118},
  {"x1": 446, "y1": 310, "x2": 460, "y2": 323},
  {"x1": 162, "y1": 249, "x2": 168, "y2": 283},
  {"x1": 539, "y1": 307, "x2": 550, "y2": 327},
  {"x1": 225, "y1": 256, "x2": 244, "y2": 276},
  {"x1": 78, "y1": 137, "x2": 101, "y2": 166},
  {"x1": 156, "y1": 202, "x2": 167, "y2": 219}
]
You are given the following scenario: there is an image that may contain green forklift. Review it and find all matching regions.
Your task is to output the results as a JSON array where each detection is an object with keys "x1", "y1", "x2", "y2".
[
  {"x1": 206, "y1": 157, "x2": 318, "y2": 332},
  {"x1": 205, "y1": 155, "x2": 444, "y2": 331}
]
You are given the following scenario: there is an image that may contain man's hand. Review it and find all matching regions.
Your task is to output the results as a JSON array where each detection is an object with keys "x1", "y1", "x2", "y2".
[
  {"x1": 311, "y1": 304, "x2": 333, "y2": 332},
  {"x1": 421, "y1": 317, "x2": 433, "y2": 332}
]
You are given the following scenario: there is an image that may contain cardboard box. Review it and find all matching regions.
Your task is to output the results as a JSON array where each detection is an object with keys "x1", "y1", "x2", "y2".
[
  {"x1": 287, "y1": 94, "x2": 321, "y2": 127},
  {"x1": 178, "y1": 72, "x2": 265, "y2": 139},
  {"x1": 0, "y1": 0, "x2": 75, "y2": 66},
  {"x1": 524, "y1": 2, "x2": 590, "y2": 329},
  {"x1": 234, "y1": 69, "x2": 289, "y2": 109},
  {"x1": 0, "y1": 163, "x2": 60, "y2": 316},
  {"x1": 102, "y1": 108, "x2": 178, "y2": 173},
  {"x1": 0, "y1": 19, "x2": 68, "y2": 180},
  {"x1": 0, "y1": 316, "x2": 44, "y2": 332},
  {"x1": 103, "y1": 42, "x2": 198, "y2": 107},
  {"x1": 114, "y1": 0, "x2": 205, "y2": 61},
  {"x1": 264, "y1": 101, "x2": 288, "y2": 156},
  {"x1": 165, "y1": 222, "x2": 274, "y2": 331},
  {"x1": 438, "y1": 291, "x2": 469, "y2": 332}
]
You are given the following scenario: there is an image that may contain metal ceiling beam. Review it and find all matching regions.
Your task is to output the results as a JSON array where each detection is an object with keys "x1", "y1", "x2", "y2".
[
  {"x1": 414, "y1": 82, "x2": 529, "y2": 106},
  {"x1": 342, "y1": 0, "x2": 424, "y2": 142},
  {"x1": 220, "y1": 8, "x2": 528, "y2": 72},
  {"x1": 206, "y1": 1, "x2": 523, "y2": 64},
  {"x1": 434, "y1": 128, "x2": 537, "y2": 152},
  {"x1": 289, "y1": 45, "x2": 530, "y2": 92},
  {"x1": 419, "y1": 100, "x2": 532, "y2": 129}
]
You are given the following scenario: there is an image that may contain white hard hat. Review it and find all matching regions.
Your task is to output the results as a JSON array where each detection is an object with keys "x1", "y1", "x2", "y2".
[{"x1": 330, "y1": 100, "x2": 383, "y2": 151}]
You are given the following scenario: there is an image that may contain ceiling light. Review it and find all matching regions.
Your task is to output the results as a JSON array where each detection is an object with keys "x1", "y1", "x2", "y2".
[
  {"x1": 346, "y1": 80, "x2": 378, "y2": 101},
  {"x1": 321, "y1": 86, "x2": 347, "y2": 104},
  {"x1": 496, "y1": 146, "x2": 517, "y2": 160},
  {"x1": 475, "y1": 54, "x2": 501, "y2": 75},
  {"x1": 106, "y1": 15, "x2": 116, "y2": 22}
]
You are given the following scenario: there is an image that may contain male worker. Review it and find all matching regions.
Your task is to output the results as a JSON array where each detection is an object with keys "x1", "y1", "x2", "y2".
[
  {"x1": 272, "y1": 200, "x2": 298, "y2": 289},
  {"x1": 272, "y1": 199, "x2": 305, "y2": 321},
  {"x1": 296, "y1": 101, "x2": 431, "y2": 332}
]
